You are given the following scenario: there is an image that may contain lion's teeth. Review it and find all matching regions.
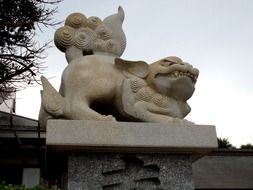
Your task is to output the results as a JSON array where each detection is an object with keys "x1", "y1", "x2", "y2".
[{"x1": 166, "y1": 71, "x2": 197, "y2": 82}]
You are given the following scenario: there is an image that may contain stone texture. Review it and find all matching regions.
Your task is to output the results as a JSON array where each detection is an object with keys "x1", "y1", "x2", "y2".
[
  {"x1": 54, "y1": 7, "x2": 126, "y2": 57},
  {"x1": 68, "y1": 153, "x2": 193, "y2": 190},
  {"x1": 39, "y1": 6, "x2": 199, "y2": 128},
  {"x1": 46, "y1": 120, "x2": 218, "y2": 154}
]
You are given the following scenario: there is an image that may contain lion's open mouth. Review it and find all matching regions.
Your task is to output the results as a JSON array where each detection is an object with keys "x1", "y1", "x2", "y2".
[{"x1": 166, "y1": 70, "x2": 197, "y2": 83}]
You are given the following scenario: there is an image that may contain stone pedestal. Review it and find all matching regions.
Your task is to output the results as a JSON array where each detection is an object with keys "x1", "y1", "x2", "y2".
[
  {"x1": 68, "y1": 153, "x2": 192, "y2": 190},
  {"x1": 46, "y1": 120, "x2": 217, "y2": 190}
]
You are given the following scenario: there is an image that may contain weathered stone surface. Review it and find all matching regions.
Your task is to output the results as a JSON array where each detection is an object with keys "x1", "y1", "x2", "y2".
[
  {"x1": 46, "y1": 120, "x2": 217, "y2": 154},
  {"x1": 39, "y1": 7, "x2": 199, "y2": 128},
  {"x1": 68, "y1": 153, "x2": 193, "y2": 190}
]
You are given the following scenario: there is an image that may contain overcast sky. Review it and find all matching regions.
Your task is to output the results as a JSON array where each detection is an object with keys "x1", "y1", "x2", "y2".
[{"x1": 16, "y1": 0, "x2": 253, "y2": 147}]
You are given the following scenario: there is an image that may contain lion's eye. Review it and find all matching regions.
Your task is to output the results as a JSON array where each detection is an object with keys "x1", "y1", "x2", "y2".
[
  {"x1": 160, "y1": 62, "x2": 169, "y2": 67},
  {"x1": 160, "y1": 60, "x2": 176, "y2": 67}
]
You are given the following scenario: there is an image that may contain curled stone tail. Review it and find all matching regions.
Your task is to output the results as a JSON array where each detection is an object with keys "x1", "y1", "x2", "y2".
[{"x1": 41, "y1": 76, "x2": 65, "y2": 117}]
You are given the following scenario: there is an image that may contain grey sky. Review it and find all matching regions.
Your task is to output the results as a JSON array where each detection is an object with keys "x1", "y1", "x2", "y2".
[{"x1": 16, "y1": 0, "x2": 253, "y2": 147}]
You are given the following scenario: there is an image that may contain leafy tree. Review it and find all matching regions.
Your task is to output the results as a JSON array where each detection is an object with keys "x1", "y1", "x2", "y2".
[
  {"x1": 0, "y1": 0, "x2": 62, "y2": 100},
  {"x1": 217, "y1": 137, "x2": 235, "y2": 149},
  {"x1": 240, "y1": 143, "x2": 253, "y2": 149}
]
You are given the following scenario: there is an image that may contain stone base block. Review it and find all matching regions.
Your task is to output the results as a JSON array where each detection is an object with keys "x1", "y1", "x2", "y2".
[
  {"x1": 46, "y1": 120, "x2": 217, "y2": 189},
  {"x1": 46, "y1": 120, "x2": 217, "y2": 156},
  {"x1": 68, "y1": 153, "x2": 193, "y2": 190}
]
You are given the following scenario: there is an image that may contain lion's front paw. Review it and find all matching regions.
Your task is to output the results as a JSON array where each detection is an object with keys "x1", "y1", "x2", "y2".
[{"x1": 103, "y1": 115, "x2": 117, "y2": 122}]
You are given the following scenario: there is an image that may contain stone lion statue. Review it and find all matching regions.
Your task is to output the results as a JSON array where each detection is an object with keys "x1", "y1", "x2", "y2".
[{"x1": 39, "y1": 7, "x2": 199, "y2": 128}]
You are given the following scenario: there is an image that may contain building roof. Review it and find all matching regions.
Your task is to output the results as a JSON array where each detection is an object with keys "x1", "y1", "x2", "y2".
[
  {"x1": 0, "y1": 111, "x2": 38, "y2": 126},
  {"x1": 193, "y1": 149, "x2": 253, "y2": 189},
  {"x1": 0, "y1": 111, "x2": 44, "y2": 148}
]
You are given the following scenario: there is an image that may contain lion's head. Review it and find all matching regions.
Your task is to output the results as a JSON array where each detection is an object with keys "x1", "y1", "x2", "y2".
[
  {"x1": 147, "y1": 56, "x2": 199, "y2": 101},
  {"x1": 115, "y1": 56, "x2": 199, "y2": 102}
]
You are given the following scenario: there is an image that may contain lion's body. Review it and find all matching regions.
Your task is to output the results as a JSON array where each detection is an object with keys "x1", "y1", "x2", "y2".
[{"x1": 39, "y1": 54, "x2": 198, "y2": 128}]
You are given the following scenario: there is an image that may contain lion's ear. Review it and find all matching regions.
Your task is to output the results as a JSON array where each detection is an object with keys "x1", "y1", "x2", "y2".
[{"x1": 115, "y1": 58, "x2": 149, "y2": 78}]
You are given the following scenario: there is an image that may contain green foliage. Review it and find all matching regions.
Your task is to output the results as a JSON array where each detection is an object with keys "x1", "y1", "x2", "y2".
[
  {"x1": 240, "y1": 143, "x2": 253, "y2": 149},
  {"x1": 217, "y1": 137, "x2": 235, "y2": 149},
  {"x1": 0, "y1": 182, "x2": 59, "y2": 190}
]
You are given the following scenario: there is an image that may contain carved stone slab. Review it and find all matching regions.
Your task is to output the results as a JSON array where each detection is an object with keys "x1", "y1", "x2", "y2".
[
  {"x1": 46, "y1": 120, "x2": 217, "y2": 155},
  {"x1": 68, "y1": 153, "x2": 193, "y2": 190}
]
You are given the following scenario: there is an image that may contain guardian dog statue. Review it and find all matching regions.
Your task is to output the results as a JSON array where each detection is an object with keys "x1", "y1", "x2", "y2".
[{"x1": 39, "y1": 7, "x2": 199, "y2": 128}]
